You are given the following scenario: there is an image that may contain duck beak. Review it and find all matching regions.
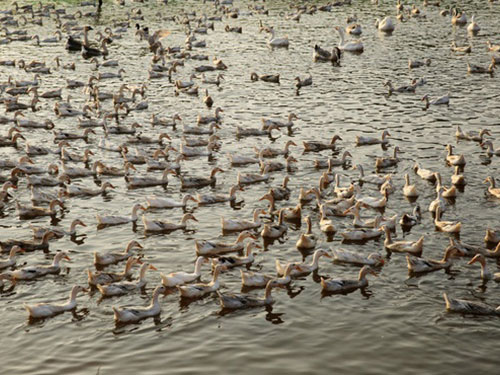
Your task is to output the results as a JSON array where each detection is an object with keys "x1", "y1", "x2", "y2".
[
  {"x1": 82, "y1": 288, "x2": 90, "y2": 293},
  {"x1": 149, "y1": 265, "x2": 158, "y2": 271},
  {"x1": 64, "y1": 255, "x2": 71, "y2": 261}
]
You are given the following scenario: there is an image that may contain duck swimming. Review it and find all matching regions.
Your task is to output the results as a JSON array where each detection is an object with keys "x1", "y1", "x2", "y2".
[
  {"x1": 177, "y1": 264, "x2": 225, "y2": 298},
  {"x1": 142, "y1": 213, "x2": 198, "y2": 233},
  {"x1": 241, "y1": 263, "x2": 296, "y2": 288},
  {"x1": 277, "y1": 249, "x2": 331, "y2": 277},
  {"x1": 406, "y1": 247, "x2": 460, "y2": 274},
  {"x1": 94, "y1": 240, "x2": 143, "y2": 267},
  {"x1": 334, "y1": 26, "x2": 364, "y2": 53},
  {"x1": 87, "y1": 257, "x2": 141, "y2": 287},
  {"x1": 5, "y1": 251, "x2": 70, "y2": 281},
  {"x1": 24, "y1": 285, "x2": 88, "y2": 319},
  {"x1": 218, "y1": 279, "x2": 281, "y2": 310},
  {"x1": 97, "y1": 262, "x2": 157, "y2": 297},
  {"x1": 160, "y1": 257, "x2": 209, "y2": 287},
  {"x1": 113, "y1": 285, "x2": 166, "y2": 324},
  {"x1": 96, "y1": 203, "x2": 146, "y2": 227},
  {"x1": 332, "y1": 248, "x2": 385, "y2": 267},
  {"x1": 320, "y1": 266, "x2": 377, "y2": 293},
  {"x1": 195, "y1": 231, "x2": 256, "y2": 257},
  {"x1": 443, "y1": 293, "x2": 500, "y2": 316}
]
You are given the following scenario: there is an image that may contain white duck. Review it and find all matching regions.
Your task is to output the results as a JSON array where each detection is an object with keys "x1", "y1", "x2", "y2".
[
  {"x1": 96, "y1": 204, "x2": 146, "y2": 226},
  {"x1": 30, "y1": 219, "x2": 86, "y2": 239},
  {"x1": 6, "y1": 251, "x2": 70, "y2": 281},
  {"x1": 212, "y1": 241, "x2": 258, "y2": 269},
  {"x1": 218, "y1": 279, "x2": 281, "y2": 309},
  {"x1": 195, "y1": 231, "x2": 256, "y2": 256},
  {"x1": 142, "y1": 213, "x2": 198, "y2": 232},
  {"x1": 221, "y1": 208, "x2": 266, "y2": 232},
  {"x1": 266, "y1": 28, "x2": 289, "y2": 48},
  {"x1": 160, "y1": 257, "x2": 209, "y2": 287},
  {"x1": 403, "y1": 173, "x2": 418, "y2": 198},
  {"x1": 296, "y1": 215, "x2": 317, "y2": 250},
  {"x1": 382, "y1": 225, "x2": 424, "y2": 256},
  {"x1": 87, "y1": 257, "x2": 141, "y2": 286},
  {"x1": 334, "y1": 26, "x2": 364, "y2": 52},
  {"x1": 0, "y1": 245, "x2": 24, "y2": 269},
  {"x1": 434, "y1": 207, "x2": 462, "y2": 233},
  {"x1": 332, "y1": 248, "x2": 385, "y2": 267},
  {"x1": 320, "y1": 266, "x2": 377, "y2": 293},
  {"x1": 443, "y1": 293, "x2": 500, "y2": 316},
  {"x1": 376, "y1": 17, "x2": 395, "y2": 33},
  {"x1": 177, "y1": 264, "x2": 225, "y2": 298},
  {"x1": 407, "y1": 247, "x2": 460, "y2": 274},
  {"x1": 276, "y1": 249, "x2": 331, "y2": 277},
  {"x1": 467, "y1": 15, "x2": 480, "y2": 34},
  {"x1": 94, "y1": 240, "x2": 143, "y2": 267},
  {"x1": 468, "y1": 254, "x2": 500, "y2": 282},
  {"x1": 24, "y1": 285, "x2": 88, "y2": 319},
  {"x1": 241, "y1": 263, "x2": 296, "y2": 287},
  {"x1": 66, "y1": 182, "x2": 114, "y2": 197},
  {"x1": 97, "y1": 263, "x2": 157, "y2": 297},
  {"x1": 145, "y1": 194, "x2": 197, "y2": 209},
  {"x1": 422, "y1": 94, "x2": 450, "y2": 109},
  {"x1": 113, "y1": 285, "x2": 166, "y2": 324}
]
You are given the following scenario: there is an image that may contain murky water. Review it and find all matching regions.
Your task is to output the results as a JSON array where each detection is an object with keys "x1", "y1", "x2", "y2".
[{"x1": 1, "y1": 0, "x2": 500, "y2": 374}]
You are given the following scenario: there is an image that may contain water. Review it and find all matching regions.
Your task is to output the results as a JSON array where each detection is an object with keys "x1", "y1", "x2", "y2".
[{"x1": 1, "y1": 1, "x2": 500, "y2": 374}]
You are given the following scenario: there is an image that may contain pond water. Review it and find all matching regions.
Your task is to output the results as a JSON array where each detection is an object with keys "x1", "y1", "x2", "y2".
[{"x1": 1, "y1": 1, "x2": 500, "y2": 374}]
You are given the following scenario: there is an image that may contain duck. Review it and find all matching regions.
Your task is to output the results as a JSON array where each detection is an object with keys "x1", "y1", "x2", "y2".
[
  {"x1": 355, "y1": 188, "x2": 388, "y2": 209},
  {"x1": 94, "y1": 240, "x2": 143, "y2": 267},
  {"x1": 296, "y1": 216, "x2": 317, "y2": 250},
  {"x1": 295, "y1": 74, "x2": 313, "y2": 90},
  {"x1": 113, "y1": 285, "x2": 166, "y2": 324},
  {"x1": 16, "y1": 199, "x2": 64, "y2": 219},
  {"x1": 195, "y1": 231, "x2": 256, "y2": 257},
  {"x1": 97, "y1": 263, "x2": 157, "y2": 297},
  {"x1": 484, "y1": 176, "x2": 500, "y2": 198},
  {"x1": 87, "y1": 257, "x2": 141, "y2": 287},
  {"x1": 151, "y1": 113, "x2": 183, "y2": 128},
  {"x1": 334, "y1": 26, "x2": 363, "y2": 53},
  {"x1": 409, "y1": 58, "x2": 431, "y2": 69},
  {"x1": 24, "y1": 285, "x2": 88, "y2": 319},
  {"x1": 179, "y1": 142, "x2": 216, "y2": 158},
  {"x1": 221, "y1": 208, "x2": 266, "y2": 232},
  {"x1": 320, "y1": 266, "x2": 377, "y2": 293},
  {"x1": 236, "y1": 123, "x2": 280, "y2": 138},
  {"x1": 262, "y1": 113, "x2": 298, "y2": 131},
  {"x1": 487, "y1": 41, "x2": 500, "y2": 53},
  {"x1": 182, "y1": 122, "x2": 220, "y2": 135},
  {"x1": 60, "y1": 161, "x2": 98, "y2": 178},
  {"x1": 340, "y1": 217, "x2": 383, "y2": 242},
  {"x1": 145, "y1": 194, "x2": 197, "y2": 209},
  {"x1": 352, "y1": 165, "x2": 386, "y2": 185},
  {"x1": 177, "y1": 264, "x2": 225, "y2": 298},
  {"x1": 218, "y1": 279, "x2": 281, "y2": 309},
  {"x1": 261, "y1": 209, "x2": 287, "y2": 239},
  {"x1": 382, "y1": 225, "x2": 424, "y2": 256},
  {"x1": 481, "y1": 141, "x2": 500, "y2": 157},
  {"x1": 334, "y1": 174, "x2": 355, "y2": 199},
  {"x1": 451, "y1": 9, "x2": 467, "y2": 25},
  {"x1": 413, "y1": 162, "x2": 436, "y2": 182},
  {"x1": 451, "y1": 166, "x2": 466, "y2": 186},
  {"x1": 197, "y1": 107, "x2": 223, "y2": 125},
  {"x1": 355, "y1": 130, "x2": 390, "y2": 146},
  {"x1": 346, "y1": 23, "x2": 362, "y2": 35},
  {"x1": 468, "y1": 254, "x2": 500, "y2": 282},
  {"x1": 467, "y1": 61, "x2": 495, "y2": 74},
  {"x1": 96, "y1": 203, "x2": 145, "y2": 226},
  {"x1": 319, "y1": 204, "x2": 337, "y2": 236},
  {"x1": 142, "y1": 213, "x2": 198, "y2": 233},
  {"x1": 196, "y1": 185, "x2": 243, "y2": 205},
  {"x1": 450, "y1": 41, "x2": 471, "y2": 54},
  {"x1": 455, "y1": 126, "x2": 491, "y2": 142},
  {"x1": 485, "y1": 229, "x2": 500, "y2": 244},
  {"x1": 434, "y1": 207, "x2": 461, "y2": 233},
  {"x1": 332, "y1": 248, "x2": 385, "y2": 267},
  {"x1": 406, "y1": 247, "x2": 460, "y2": 274},
  {"x1": 5, "y1": 251, "x2": 70, "y2": 280},
  {"x1": 160, "y1": 257, "x2": 209, "y2": 287},
  {"x1": 434, "y1": 172, "x2": 457, "y2": 198},
  {"x1": 445, "y1": 144, "x2": 465, "y2": 166},
  {"x1": 29, "y1": 186, "x2": 66, "y2": 205},
  {"x1": 375, "y1": 146, "x2": 401, "y2": 169},
  {"x1": 30, "y1": 219, "x2": 86, "y2": 239},
  {"x1": 422, "y1": 93, "x2": 450, "y2": 109},
  {"x1": 66, "y1": 182, "x2": 114, "y2": 197},
  {"x1": 241, "y1": 263, "x2": 295, "y2": 288},
  {"x1": 0, "y1": 231, "x2": 56, "y2": 253},
  {"x1": 237, "y1": 165, "x2": 272, "y2": 186},
  {"x1": 61, "y1": 148, "x2": 94, "y2": 163},
  {"x1": 384, "y1": 80, "x2": 417, "y2": 95},
  {"x1": 399, "y1": 205, "x2": 421, "y2": 227},
  {"x1": 178, "y1": 167, "x2": 224, "y2": 189},
  {"x1": 443, "y1": 293, "x2": 500, "y2": 316},
  {"x1": 277, "y1": 249, "x2": 331, "y2": 277},
  {"x1": 212, "y1": 241, "x2": 259, "y2": 269},
  {"x1": 467, "y1": 15, "x2": 480, "y2": 34},
  {"x1": 303, "y1": 135, "x2": 342, "y2": 152},
  {"x1": 266, "y1": 27, "x2": 289, "y2": 48},
  {"x1": 0, "y1": 245, "x2": 24, "y2": 269},
  {"x1": 125, "y1": 168, "x2": 175, "y2": 189},
  {"x1": 403, "y1": 173, "x2": 418, "y2": 197},
  {"x1": 269, "y1": 176, "x2": 291, "y2": 201},
  {"x1": 313, "y1": 44, "x2": 342, "y2": 65},
  {"x1": 375, "y1": 17, "x2": 395, "y2": 33},
  {"x1": 260, "y1": 155, "x2": 297, "y2": 173}
]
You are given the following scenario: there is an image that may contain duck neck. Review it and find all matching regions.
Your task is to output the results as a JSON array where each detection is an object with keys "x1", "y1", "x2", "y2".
[
  {"x1": 310, "y1": 251, "x2": 323, "y2": 268},
  {"x1": 383, "y1": 227, "x2": 392, "y2": 244},
  {"x1": 193, "y1": 257, "x2": 205, "y2": 276},
  {"x1": 337, "y1": 28, "x2": 345, "y2": 47},
  {"x1": 131, "y1": 205, "x2": 142, "y2": 221},
  {"x1": 211, "y1": 266, "x2": 222, "y2": 284},
  {"x1": 264, "y1": 282, "x2": 274, "y2": 301},
  {"x1": 306, "y1": 217, "x2": 312, "y2": 235},
  {"x1": 252, "y1": 209, "x2": 262, "y2": 224},
  {"x1": 138, "y1": 263, "x2": 150, "y2": 280}
]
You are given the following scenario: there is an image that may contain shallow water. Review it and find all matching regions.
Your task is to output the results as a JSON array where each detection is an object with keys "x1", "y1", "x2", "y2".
[{"x1": 1, "y1": 1, "x2": 500, "y2": 374}]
